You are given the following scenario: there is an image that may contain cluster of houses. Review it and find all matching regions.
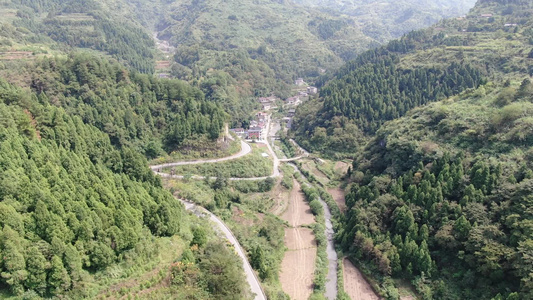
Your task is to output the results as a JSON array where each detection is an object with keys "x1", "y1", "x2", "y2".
[
  {"x1": 284, "y1": 86, "x2": 317, "y2": 106},
  {"x1": 258, "y1": 96, "x2": 277, "y2": 110},
  {"x1": 231, "y1": 112, "x2": 268, "y2": 140},
  {"x1": 231, "y1": 80, "x2": 318, "y2": 137}
]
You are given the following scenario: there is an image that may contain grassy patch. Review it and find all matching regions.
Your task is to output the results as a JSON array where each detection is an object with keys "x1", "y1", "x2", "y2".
[
  {"x1": 164, "y1": 143, "x2": 273, "y2": 178},
  {"x1": 151, "y1": 135, "x2": 241, "y2": 164}
]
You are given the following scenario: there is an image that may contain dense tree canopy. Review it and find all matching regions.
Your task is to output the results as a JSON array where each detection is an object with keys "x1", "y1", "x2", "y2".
[
  {"x1": 26, "y1": 53, "x2": 226, "y2": 156},
  {"x1": 0, "y1": 52, "x2": 230, "y2": 297},
  {"x1": 0, "y1": 79, "x2": 187, "y2": 296},
  {"x1": 292, "y1": 0, "x2": 533, "y2": 156}
]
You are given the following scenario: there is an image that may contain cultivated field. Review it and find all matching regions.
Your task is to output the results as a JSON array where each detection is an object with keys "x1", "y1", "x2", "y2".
[
  {"x1": 343, "y1": 258, "x2": 380, "y2": 300},
  {"x1": 279, "y1": 179, "x2": 317, "y2": 300},
  {"x1": 281, "y1": 180, "x2": 315, "y2": 226},
  {"x1": 280, "y1": 227, "x2": 316, "y2": 300},
  {"x1": 327, "y1": 187, "x2": 346, "y2": 212}
]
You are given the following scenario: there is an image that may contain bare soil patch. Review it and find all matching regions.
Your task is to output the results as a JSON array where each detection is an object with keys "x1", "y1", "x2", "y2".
[
  {"x1": 328, "y1": 187, "x2": 346, "y2": 212},
  {"x1": 343, "y1": 258, "x2": 380, "y2": 300},
  {"x1": 280, "y1": 227, "x2": 316, "y2": 300},
  {"x1": 281, "y1": 179, "x2": 315, "y2": 226},
  {"x1": 155, "y1": 60, "x2": 171, "y2": 69},
  {"x1": 0, "y1": 51, "x2": 33, "y2": 60},
  {"x1": 284, "y1": 227, "x2": 316, "y2": 250},
  {"x1": 334, "y1": 161, "x2": 350, "y2": 174}
]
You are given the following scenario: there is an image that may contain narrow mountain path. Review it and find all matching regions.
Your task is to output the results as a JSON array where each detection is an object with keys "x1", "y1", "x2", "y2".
[{"x1": 180, "y1": 199, "x2": 267, "y2": 300}]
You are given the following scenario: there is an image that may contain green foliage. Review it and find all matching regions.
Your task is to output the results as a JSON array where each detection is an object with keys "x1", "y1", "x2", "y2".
[
  {"x1": 171, "y1": 240, "x2": 250, "y2": 299},
  {"x1": 293, "y1": 51, "x2": 484, "y2": 154},
  {"x1": 25, "y1": 53, "x2": 225, "y2": 154},
  {"x1": 342, "y1": 145, "x2": 532, "y2": 299},
  {"x1": 4, "y1": 0, "x2": 156, "y2": 73},
  {"x1": 294, "y1": 0, "x2": 533, "y2": 155},
  {"x1": 0, "y1": 57, "x2": 201, "y2": 296},
  {"x1": 295, "y1": 0, "x2": 476, "y2": 41},
  {"x1": 191, "y1": 226, "x2": 208, "y2": 248},
  {"x1": 168, "y1": 144, "x2": 273, "y2": 178}
]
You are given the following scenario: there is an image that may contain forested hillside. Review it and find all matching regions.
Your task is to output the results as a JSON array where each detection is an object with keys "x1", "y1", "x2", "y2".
[
  {"x1": 1, "y1": 0, "x2": 477, "y2": 123},
  {"x1": 310, "y1": 1, "x2": 533, "y2": 299},
  {"x1": 340, "y1": 78, "x2": 532, "y2": 300},
  {"x1": 293, "y1": 0, "x2": 533, "y2": 156},
  {"x1": 0, "y1": 0, "x2": 156, "y2": 73},
  {"x1": 2, "y1": 54, "x2": 226, "y2": 157},
  {"x1": 0, "y1": 53, "x2": 248, "y2": 298},
  {"x1": 147, "y1": 0, "x2": 477, "y2": 122},
  {"x1": 294, "y1": 0, "x2": 477, "y2": 41}
]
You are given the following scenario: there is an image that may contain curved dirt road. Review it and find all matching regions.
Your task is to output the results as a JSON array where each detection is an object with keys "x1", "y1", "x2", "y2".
[{"x1": 180, "y1": 200, "x2": 267, "y2": 300}]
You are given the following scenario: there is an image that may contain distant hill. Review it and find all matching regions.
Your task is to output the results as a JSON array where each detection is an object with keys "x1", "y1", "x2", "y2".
[
  {"x1": 0, "y1": 0, "x2": 479, "y2": 123},
  {"x1": 293, "y1": 0, "x2": 477, "y2": 41},
  {"x1": 0, "y1": 0, "x2": 156, "y2": 73}
]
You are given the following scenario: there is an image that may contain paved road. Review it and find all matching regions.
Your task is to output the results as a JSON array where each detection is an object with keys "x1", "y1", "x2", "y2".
[
  {"x1": 151, "y1": 114, "x2": 308, "y2": 181},
  {"x1": 153, "y1": 115, "x2": 282, "y2": 181},
  {"x1": 153, "y1": 172, "x2": 276, "y2": 181},
  {"x1": 180, "y1": 200, "x2": 266, "y2": 300},
  {"x1": 150, "y1": 140, "x2": 251, "y2": 170}
]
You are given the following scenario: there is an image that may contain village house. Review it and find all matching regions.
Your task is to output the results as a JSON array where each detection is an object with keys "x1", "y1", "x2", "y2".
[
  {"x1": 247, "y1": 127, "x2": 263, "y2": 140},
  {"x1": 504, "y1": 23, "x2": 518, "y2": 27},
  {"x1": 480, "y1": 14, "x2": 493, "y2": 18},
  {"x1": 262, "y1": 103, "x2": 271, "y2": 110},
  {"x1": 298, "y1": 91, "x2": 308, "y2": 97},
  {"x1": 287, "y1": 109, "x2": 296, "y2": 117},
  {"x1": 295, "y1": 78, "x2": 305, "y2": 86},
  {"x1": 286, "y1": 96, "x2": 300, "y2": 106},
  {"x1": 307, "y1": 86, "x2": 318, "y2": 94},
  {"x1": 256, "y1": 112, "x2": 268, "y2": 122}
]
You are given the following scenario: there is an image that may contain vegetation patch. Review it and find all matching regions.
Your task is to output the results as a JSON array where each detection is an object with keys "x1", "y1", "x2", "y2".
[{"x1": 165, "y1": 143, "x2": 273, "y2": 178}]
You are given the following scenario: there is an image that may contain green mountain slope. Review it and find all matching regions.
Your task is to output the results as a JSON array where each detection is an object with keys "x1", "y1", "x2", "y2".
[
  {"x1": 293, "y1": 0, "x2": 477, "y2": 41},
  {"x1": 148, "y1": 0, "x2": 478, "y2": 123},
  {"x1": 340, "y1": 79, "x2": 532, "y2": 300},
  {"x1": 294, "y1": 1, "x2": 533, "y2": 299},
  {"x1": 0, "y1": 53, "x2": 249, "y2": 298},
  {"x1": 292, "y1": 0, "x2": 533, "y2": 156},
  {"x1": 0, "y1": 0, "x2": 156, "y2": 73},
  {"x1": 1, "y1": 53, "x2": 226, "y2": 157}
]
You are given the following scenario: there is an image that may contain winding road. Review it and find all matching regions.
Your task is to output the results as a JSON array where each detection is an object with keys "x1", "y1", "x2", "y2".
[
  {"x1": 150, "y1": 140, "x2": 251, "y2": 170},
  {"x1": 180, "y1": 200, "x2": 267, "y2": 300},
  {"x1": 150, "y1": 113, "x2": 338, "y2": 300}
]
